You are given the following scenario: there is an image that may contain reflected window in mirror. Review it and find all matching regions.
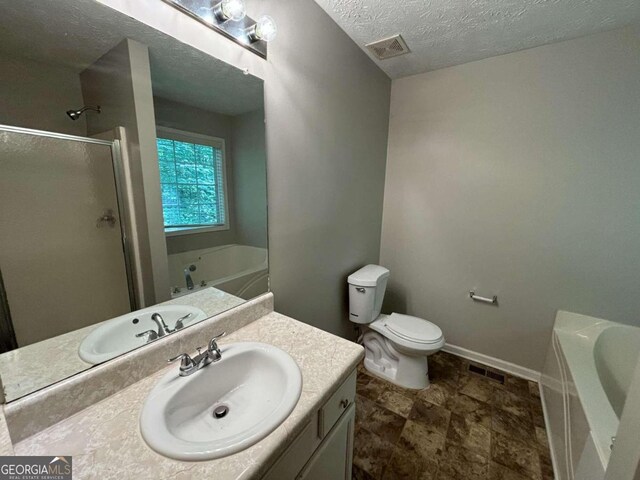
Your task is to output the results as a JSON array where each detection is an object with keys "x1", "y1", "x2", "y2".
[{"x1": 157, "y1": 128, "x2": 229, "y2": 236}]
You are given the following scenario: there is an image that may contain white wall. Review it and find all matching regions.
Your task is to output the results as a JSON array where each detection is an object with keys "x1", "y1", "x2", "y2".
[
  {"x1": 0, "y1": 51, "x2": 86, "y2": 135},
  {"x1": 98, "y1": 0, "x2": 392, "y2": 339},
  {"x1": 380, "y1": 27, "x2": 640, "y2": 371}
]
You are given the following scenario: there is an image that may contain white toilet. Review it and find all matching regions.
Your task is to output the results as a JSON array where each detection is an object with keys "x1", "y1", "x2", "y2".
[{"x1": 348, "y1": 265, "x2": 445, "y2": 390}]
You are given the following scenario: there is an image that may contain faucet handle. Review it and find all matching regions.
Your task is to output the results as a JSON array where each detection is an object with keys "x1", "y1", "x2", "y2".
[
  {"x1": 209, "y1": 332, "x2": 226, "y2": 349},
  {"x1": 168, "y1": 353, "x2": 196, "y2": 373},
  {"x1": 135, "y1": 330, "x2": 158, "y2": 341},
  {"x1": 174, "y1": 313, "x2": 192, "y2": 331},
  {"x1": 207, "y1": 332, "x2": 226, "y2": 361}
]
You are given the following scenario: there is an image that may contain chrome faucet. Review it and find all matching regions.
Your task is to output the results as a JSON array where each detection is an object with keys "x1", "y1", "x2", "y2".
[
  {"x1": 135, "y1": 312, "x2": 192, "y2": 342},
  {"x1": 168, "y1": 332, "x2": 226, "y2": 377},
  {"x1": 184, "y1": 264, "x2": 196, "y2": 290},
  {"x1": 135, "y1": 330, "x2": 159, "y2": 343},
  {"x1": 150, "y1": 313, "x2": 171, "y2": 337}
]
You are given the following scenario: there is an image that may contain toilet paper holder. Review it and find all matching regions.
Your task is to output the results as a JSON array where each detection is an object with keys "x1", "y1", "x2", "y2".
[{"x1": 469, "y1": 291, "x2": 498, "y2": 305}]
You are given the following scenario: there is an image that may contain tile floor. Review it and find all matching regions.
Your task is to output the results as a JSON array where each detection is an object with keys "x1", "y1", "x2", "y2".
[{"x1": 352, "y1": 351, "x2": 554, "y2": 480}]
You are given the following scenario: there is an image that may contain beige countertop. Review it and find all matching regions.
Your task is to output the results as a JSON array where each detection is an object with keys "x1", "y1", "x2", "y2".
[
  {"x1": 13, "y1": 311, "x2": 363, "y2": 480},
  {"x1": 0, "y1": 410, "x2": 13, "y2": 456},
  {"x1": 0, "y1": 288, "x2": 245, "y2": 401}
]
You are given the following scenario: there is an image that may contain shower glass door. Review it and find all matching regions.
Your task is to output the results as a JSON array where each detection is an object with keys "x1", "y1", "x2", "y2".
[{"x1": 0, "y1": 125, "x2": 134, "y2": 349}]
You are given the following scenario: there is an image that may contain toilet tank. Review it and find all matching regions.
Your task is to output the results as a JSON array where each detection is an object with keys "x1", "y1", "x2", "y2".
[{"x1": 347, "y1": 265, "x2": 390, "y2": 324}]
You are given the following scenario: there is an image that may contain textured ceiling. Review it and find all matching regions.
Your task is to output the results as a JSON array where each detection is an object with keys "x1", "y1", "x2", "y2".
[
  {"x1": 313, "y1": 0, "x2": 640, "y2": 78},
  {"x1": 0, "y1": 0, "x2": 263, "y2": 115}
]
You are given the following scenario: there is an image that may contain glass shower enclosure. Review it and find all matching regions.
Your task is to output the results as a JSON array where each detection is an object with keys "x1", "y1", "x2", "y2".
[{"x1": 0, "y1": 124, "x2": 135, "y2": 351}]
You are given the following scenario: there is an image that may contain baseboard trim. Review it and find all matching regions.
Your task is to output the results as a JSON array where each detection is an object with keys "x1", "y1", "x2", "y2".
[{"x1": 442, "y1": 343, "x2": 541, "y2": 382}]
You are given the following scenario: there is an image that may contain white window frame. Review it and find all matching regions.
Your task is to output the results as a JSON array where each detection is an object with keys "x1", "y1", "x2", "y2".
[{"x1": 156, "y1": 126, "x2": 230, "y2": 237}]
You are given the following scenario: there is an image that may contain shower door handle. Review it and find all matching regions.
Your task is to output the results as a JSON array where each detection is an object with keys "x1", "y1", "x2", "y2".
[{"x1": 97, "y1": 209, "x2": 117, "y2": 228}]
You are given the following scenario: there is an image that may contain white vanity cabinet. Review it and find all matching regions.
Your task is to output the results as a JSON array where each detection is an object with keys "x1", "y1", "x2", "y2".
[{"x1": 262, "y1": 370, "x2": 357, "y2": 480}]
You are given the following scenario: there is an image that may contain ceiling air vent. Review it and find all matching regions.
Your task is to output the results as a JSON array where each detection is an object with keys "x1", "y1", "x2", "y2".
[{"x1": 366, "y1": 34, "x2": 410, "y2": 60}]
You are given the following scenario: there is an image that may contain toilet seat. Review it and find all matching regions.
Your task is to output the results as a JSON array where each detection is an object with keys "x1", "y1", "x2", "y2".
[{"x1": 372, "y1": 313, "x2": 444, "y2": 346}]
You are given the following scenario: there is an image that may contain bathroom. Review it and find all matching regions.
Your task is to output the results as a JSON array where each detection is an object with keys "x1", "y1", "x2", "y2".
[{"x1": 0, "y1": 0, "x2": 638, "y2": 478}]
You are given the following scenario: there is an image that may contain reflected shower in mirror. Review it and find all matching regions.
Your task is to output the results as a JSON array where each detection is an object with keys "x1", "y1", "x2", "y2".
[{"x1": 0, "y1": 0, "x2": 268, "y2": 401}]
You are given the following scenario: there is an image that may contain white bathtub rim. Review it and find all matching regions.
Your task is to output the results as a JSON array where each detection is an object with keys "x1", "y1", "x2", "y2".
[
  {"x1": 235, "y1": 271, "x2": 269, "y2": 298},
  {"x1": 170, "y1": 244, "x2": 267, "y2": 269},
  {"x1": 538, "y1": 381, "x2": 563, "y2": 480},
  {"x1": 171, "y1": 265, "x2": 268, "y2": 298},
  {"x1": 168, "y1": 243, "x2": 268, "y2": 293},
  {"x1": 554, "y1": 311, "x2": 625, "y2": 469},
  {"x1": 170, "y1": 243, "x2": 257, "y2": 259},
  {"x1": 554, "y1": 310, "x2": 611, "y2": 337},
  {"x1": 208, "y1": 263, "x2": 268, "y2": 288},
  {"x1": 556, "y1": 329, "x2": 615, "y2": 469}
]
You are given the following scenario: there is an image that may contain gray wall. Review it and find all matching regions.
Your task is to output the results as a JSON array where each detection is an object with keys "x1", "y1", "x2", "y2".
[
  {"x1": 0, "y1": 51, "x2": 86, "y2": 135},
  {"x1": 232, "y1": 109, "x2": 267, "y2": 249},
  {"x1": 81, "y1": 39, "x2": 170, "y2": 306},
  {"x1": 380, "y1": 27, "x2": 640, "y2": 371},
  {"x1": 257, "y1": 0, "x2": 391, "y2": 338},
  {"x1": 154, "y1": 97, "x2": 239, "y2": 254}
]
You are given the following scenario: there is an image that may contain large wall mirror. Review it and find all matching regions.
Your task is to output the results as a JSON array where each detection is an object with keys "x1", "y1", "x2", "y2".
[{"x1": 0, "y1": 0, "x2": 268, "y2": 401}]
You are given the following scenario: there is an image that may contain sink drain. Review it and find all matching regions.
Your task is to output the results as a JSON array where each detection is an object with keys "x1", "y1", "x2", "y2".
[{"x1": 213, "y1": 405, "x2": 229, "y2": 419}]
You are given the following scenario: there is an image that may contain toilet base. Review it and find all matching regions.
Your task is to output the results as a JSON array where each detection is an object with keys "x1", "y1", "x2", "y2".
[{"x1": 362, "y1": 331, "x2": 431, "y2": 390}]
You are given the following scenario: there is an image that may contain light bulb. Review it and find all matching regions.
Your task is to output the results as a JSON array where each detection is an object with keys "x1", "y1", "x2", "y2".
[
  {"x1": 217, "y1": 0, "x2": 246, "y2": 22},
  {"x1": 251, "y1": 15, "x2": 277, "y2": 42}
]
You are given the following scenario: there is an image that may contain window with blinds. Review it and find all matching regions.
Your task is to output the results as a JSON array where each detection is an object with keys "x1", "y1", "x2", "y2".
[{"x1": 156, "y1": 128, "x2": 228, "y2": 234}]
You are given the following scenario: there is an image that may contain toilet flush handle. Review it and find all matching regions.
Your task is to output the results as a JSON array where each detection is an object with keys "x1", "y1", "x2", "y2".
[{"x1": 356, "y1": 287, "x2": 366, "y2": 293}]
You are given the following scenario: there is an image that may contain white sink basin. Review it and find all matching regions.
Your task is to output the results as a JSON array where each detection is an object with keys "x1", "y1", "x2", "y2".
[
  {"x1": 78, "y1": 305, "x2": 208, "y2": 364},
  {"x1": 140, "y1": 342, "x2": 302, "y2": 461}
]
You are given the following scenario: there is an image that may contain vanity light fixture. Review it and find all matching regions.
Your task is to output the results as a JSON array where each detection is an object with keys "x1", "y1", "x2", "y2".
[
  {"x1": 247, "y1": 15, "x2": 277, "y2": 43},
  {"x1": 212, "y1": 0, "x2": 246, "y2": 22},
  {"x1": 161, "y1": 0, "x2": 276, "y2": 58}
]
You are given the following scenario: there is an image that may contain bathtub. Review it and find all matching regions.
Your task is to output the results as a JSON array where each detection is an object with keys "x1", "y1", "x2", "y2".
[
  {"x1": 541, "y1": 311, "x2": 640, "y2": 480},
  {"x1": 168, "y1": 244, "x2": 268, "y2": 300}
]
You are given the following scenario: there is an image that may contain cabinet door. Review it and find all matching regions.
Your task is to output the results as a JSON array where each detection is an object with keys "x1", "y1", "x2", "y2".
[
  {"x1": 297, "y1": 404, "x2": 355, "y2": 480},
  {"x1": 262, "y1": 421, "x2": 320, "y2": 480}
]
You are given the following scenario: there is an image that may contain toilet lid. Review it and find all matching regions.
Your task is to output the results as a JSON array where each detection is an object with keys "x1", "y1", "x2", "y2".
[{"x1": 384, "y1": 313, "x2": 443, "y2": 344}]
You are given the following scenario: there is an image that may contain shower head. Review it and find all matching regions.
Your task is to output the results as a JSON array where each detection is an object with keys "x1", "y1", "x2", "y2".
[{"x1": 66, "y1": 105, "x2": 101, "y2": 121}]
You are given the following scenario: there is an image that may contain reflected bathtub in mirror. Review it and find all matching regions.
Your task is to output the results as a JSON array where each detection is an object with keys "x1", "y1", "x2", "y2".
[{"x1": 168, "y1": 245, "x2": 268, "y2": 300}]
